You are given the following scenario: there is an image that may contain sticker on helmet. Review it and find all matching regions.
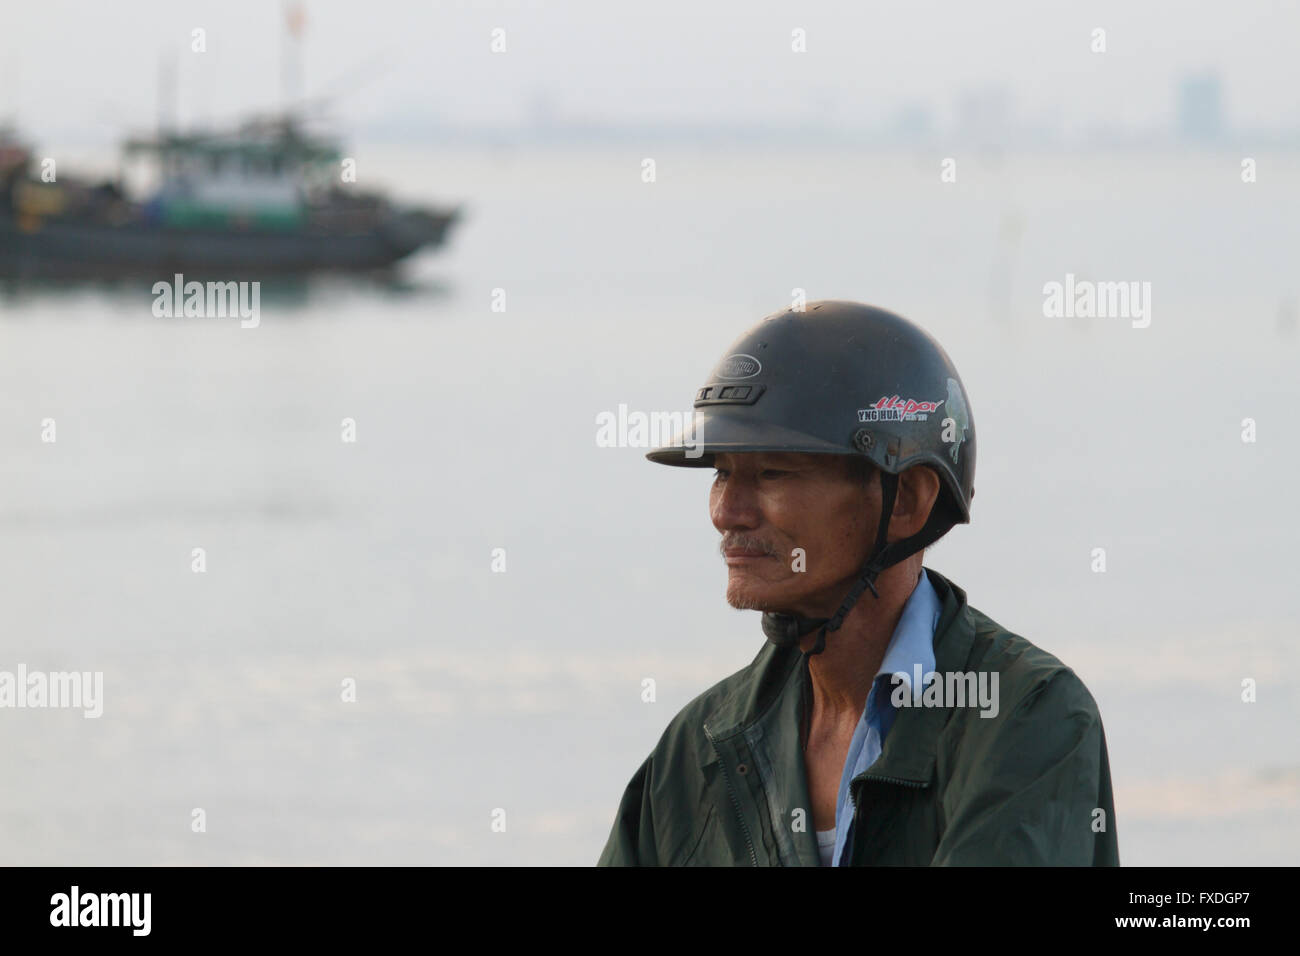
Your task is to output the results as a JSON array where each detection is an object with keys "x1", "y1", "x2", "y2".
[
  {"x1": 857, "y1": 395, "x2": 944, "y2": 423},
  {"x1": 943, "y1": 378, "x2": 970, "y2": 464},
  {"x1": 716, "y1": 354, "x2": 762, "y2": 379}
]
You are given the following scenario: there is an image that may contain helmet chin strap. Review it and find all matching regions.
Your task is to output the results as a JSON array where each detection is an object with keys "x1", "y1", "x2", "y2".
[
  {"x1": 760, "y1": 472, "x2": 900, "y2": 656},
  {"x1": 759, "y1": 467, "x2": 956, "y2": 655},
  {"x1": 760, "y1": 469, "x2": 952, "y2": 657}
]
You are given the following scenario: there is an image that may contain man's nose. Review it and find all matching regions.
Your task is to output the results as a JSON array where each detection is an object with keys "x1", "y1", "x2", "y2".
[{"x1": 711, "y1": 474, "x2": 761, "y2": 533}]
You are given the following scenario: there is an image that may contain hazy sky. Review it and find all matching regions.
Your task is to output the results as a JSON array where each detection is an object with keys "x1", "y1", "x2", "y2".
[{"x1": 3, "y1": 0, "x2": 1297, "y2": 142}]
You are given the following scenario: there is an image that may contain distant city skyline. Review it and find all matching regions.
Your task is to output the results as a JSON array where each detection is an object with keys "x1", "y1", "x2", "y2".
[
  {"x1": 3, "y1": 0, "x2": 1297, "y2": 147},
  {"x1": 351, "y1": 69, "x2": 1288, "y2": 148}
]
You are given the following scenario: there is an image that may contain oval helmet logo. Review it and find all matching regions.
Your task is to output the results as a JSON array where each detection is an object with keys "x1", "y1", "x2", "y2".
[{"x1": 717, "y1": 353, "x2": 762, "y2": 379}]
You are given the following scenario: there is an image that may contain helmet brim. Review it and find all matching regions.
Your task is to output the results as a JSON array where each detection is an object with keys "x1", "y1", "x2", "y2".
[{"x1": 646, "y1": 411, "x2": 851, "y2": 468}]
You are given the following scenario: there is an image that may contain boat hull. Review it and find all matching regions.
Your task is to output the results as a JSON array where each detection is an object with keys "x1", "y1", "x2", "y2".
[{"x1": 0, "y1": 208, "x2": 459, "y2": 279}]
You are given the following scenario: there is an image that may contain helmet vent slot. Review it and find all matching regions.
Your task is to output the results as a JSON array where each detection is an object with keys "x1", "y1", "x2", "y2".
[{"x1": 694, "y1": 383, "x2": 766, "y2": 406}]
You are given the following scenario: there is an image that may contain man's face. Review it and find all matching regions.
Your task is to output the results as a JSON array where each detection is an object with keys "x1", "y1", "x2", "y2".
[{"x1": 710, "y1": 451, "x2": 878, "y2": 616}]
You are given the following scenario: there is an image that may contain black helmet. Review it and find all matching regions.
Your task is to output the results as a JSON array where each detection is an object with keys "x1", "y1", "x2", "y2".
[{"x1": 647, "y1": 300, "x2": 975, "y2": 654}]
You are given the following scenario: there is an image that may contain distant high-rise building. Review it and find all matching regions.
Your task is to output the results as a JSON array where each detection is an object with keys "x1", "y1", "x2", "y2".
[
  {"x1": 888, "y1": 103, "x2": 934, "y2": 141},
  {"x1": 954, "y1": 86, "x2": 1012, "y2": 144},
  {"x1": 1177, "y1": 72, "x2": 1224, "y2": 141}
]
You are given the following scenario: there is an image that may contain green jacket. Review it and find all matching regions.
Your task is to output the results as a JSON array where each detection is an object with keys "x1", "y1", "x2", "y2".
[{"x1": 598, "y1": 568, "x2": 1119, "y2": 866}]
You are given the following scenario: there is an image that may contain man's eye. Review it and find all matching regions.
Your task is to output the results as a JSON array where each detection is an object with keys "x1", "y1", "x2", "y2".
[{"x1": 713, "y1": 470, "x2": 729, "y2": 480}]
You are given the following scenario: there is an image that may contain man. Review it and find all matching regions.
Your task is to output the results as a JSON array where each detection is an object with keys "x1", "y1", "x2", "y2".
[{"x1": 597, "y1": 300, "x2": 1119, "y2": 866}]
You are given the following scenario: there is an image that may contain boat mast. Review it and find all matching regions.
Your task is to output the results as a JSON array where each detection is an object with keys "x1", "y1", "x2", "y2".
[
  {"x1": 281, "y1": 1, "x2": 307, "y2": 115},
  {"x1": 157, "y1": 53, "x2": 177, "y2": 136}
]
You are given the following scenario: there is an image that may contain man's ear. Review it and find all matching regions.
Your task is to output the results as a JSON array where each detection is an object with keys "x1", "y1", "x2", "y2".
[{"x1": 892, "y1": 465, "x2": 941, "y2": 538}]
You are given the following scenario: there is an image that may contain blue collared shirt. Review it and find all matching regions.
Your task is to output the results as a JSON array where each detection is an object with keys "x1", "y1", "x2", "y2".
[{"x1": 826, "y1": 566, "x2": 942, "y2": 866}]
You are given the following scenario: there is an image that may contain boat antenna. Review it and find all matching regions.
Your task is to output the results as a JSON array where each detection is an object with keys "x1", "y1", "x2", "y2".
[
  {"x1": 281, "y1": 1, "x2": 308, "y2": 113},
  {"x1": 157, "y1": 52, "x2": 178, "y2": 135}
]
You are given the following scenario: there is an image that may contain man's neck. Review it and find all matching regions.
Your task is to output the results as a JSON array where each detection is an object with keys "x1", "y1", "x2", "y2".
[{"x1": 799, "y1": 563, "x2": 922, "y2": 722}]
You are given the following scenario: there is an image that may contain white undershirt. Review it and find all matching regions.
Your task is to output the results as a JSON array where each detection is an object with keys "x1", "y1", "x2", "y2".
[{"x1": 816, "y1": 827, "x2": 837, "y2": 866}]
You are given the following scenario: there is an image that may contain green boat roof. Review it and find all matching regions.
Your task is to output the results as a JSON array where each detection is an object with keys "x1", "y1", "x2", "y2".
[{"x1": 124, "y1": 118, "x2": 341, "y2": 164}]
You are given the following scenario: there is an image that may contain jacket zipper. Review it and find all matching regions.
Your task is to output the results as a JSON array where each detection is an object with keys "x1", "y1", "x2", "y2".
[
  {"x1": 849, "y1": 773, "x2": 928, "y2": 813},
  {"x1": 860, "y1": 774, "x2": 928, "y2": 789},
  {"x1": 703, "y1": 725, "x2": 759, "y2": 867},
  {"x1": 849, "y1": 773, "x2": 928, "y2": 815}
]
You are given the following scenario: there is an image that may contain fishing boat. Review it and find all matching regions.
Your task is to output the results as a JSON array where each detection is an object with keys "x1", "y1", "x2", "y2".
[{"x1": 0, "y1": 115, "x2": 461, "y2": 279}]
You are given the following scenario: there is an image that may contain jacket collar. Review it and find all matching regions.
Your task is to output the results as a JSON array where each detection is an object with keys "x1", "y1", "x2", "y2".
[{"x1": 701, "y1": 567, "x2": 977, "y2": 783}]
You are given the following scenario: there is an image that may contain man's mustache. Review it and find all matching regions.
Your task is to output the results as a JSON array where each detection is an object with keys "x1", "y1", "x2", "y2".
[{"x1": 719, "y1": 534, "x2": 778, "y2": 557}]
